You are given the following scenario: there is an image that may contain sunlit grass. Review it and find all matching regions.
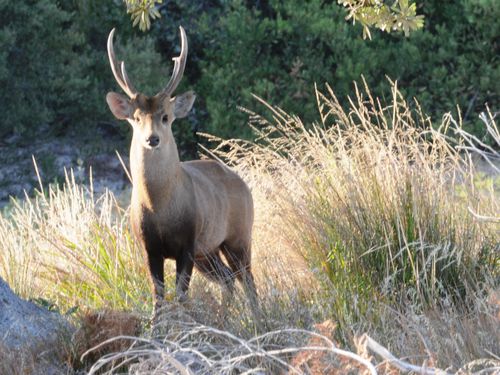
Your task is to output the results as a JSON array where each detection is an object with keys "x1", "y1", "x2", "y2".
[
  {"x1": 0, "y1": 79, "x2": 498, "y2": 373},
  {"x1": 210, "y1": 80, "x2": 498, "y2": 317},
  {"x1": 0, "y1": 171, "x2": 151, "y2": 313},
  {"x1": 204, "y1": 79, "x2": 499, "y2": 365}
]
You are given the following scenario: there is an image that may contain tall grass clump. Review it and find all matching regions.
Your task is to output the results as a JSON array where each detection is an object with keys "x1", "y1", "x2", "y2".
[
  {"x1": 0, "y1": 170, "x2": 151, "y2": 313},
  {"x1": 209, "y1": 79, "x2": 499, "y2": 331}
]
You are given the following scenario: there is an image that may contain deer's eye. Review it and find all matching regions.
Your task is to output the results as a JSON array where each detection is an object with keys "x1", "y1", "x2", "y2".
[
  {"x1": 162, "y1": 114, "x2": 169, "y2": 124},
  {"x1": 134, "y1": 115, "x2": 141, "y2": 123}
]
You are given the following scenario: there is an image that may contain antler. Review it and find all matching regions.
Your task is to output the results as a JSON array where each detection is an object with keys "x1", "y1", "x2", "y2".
[
  {"x1": 159, "y1": 26, "x2": 188, "y2": 97},
  {"x1": 107, "y1": 28, "x2": 138, "y2": 99}
]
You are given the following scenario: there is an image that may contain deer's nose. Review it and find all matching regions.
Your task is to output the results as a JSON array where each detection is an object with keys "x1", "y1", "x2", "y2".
[{"x1": 146, "y1": 135, "x2": 160, "y2": 148}]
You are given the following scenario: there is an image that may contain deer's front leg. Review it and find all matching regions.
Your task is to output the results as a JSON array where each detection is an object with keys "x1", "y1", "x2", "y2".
[
  {"x1": 175, "y1": 251, "x2": 194, "y2": 302},
  {"x1": 147, "y1": 252, "x2": 165, "y2": 314}
]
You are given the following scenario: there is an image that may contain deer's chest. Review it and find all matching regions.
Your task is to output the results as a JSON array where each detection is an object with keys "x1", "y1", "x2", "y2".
[{"x1": 131, "y1": 203, "x2": 196, "y2": 259}]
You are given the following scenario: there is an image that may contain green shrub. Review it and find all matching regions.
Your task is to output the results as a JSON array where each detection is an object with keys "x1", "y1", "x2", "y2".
[
  {"x1": 170, "y1": 0, "x2": 498, "y2": 142},
  {"x1": 1, "y1": 0, "x2": 497, "y2": 146},
  {"x1": 0, "y1": 0, "x2": 88, "y2": 136},
  {"x1": 0, "y1": 0, "x2": 169, "y2": 139}
]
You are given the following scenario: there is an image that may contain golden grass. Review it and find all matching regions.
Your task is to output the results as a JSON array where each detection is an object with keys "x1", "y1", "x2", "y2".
[
  {"x1": 0, "y1": 171, "x2": 151, "y2": 312},
  {"x1": 0, "y1": 80, "x2": 498, "y2": 373}
]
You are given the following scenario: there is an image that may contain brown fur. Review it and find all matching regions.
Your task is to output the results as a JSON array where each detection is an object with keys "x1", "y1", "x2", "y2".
[{"x1": 106, "y1": 29, "x2": 257, "y2": 314}]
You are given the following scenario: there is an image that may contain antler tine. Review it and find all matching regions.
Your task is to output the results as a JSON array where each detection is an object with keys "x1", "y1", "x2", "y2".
[
  {"x1": 120, "y1": 61, "x2": 137, "y2": 96},
  {"x1": 107, "y1": 28, "x2": 137, "y2": 99},
  {"x1": 160, "y1": 26, "x2": 188, "y2": 97}
]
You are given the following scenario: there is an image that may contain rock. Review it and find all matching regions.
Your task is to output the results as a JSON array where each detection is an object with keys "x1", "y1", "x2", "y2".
[{"x1": 0, "y1": 278, "x2": 74, "y2": 355}]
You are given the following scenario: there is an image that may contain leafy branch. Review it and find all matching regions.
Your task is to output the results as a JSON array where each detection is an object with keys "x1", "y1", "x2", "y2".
[
  {"x1": 124, "y1": 0, "x2": 162, "y2": 32},
  {"x1": 123, "y1": 0, "x2": 424, "y2": 39},
  {"x1": 339, "y1": 0, "x2": 424, "y2": 39}
]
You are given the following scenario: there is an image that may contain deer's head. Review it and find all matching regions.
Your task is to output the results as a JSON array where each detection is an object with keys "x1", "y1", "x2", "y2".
[{"x1": 106, "y1": 27, "x2": 195, "y2": 150}]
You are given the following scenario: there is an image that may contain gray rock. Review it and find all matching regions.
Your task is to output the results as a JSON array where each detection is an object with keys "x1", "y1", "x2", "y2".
[{"x1": 0, "y1": 277, "x2": 74, "y2": 352}]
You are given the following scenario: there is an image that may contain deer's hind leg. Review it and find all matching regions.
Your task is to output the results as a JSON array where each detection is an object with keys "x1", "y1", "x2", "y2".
[
  {"x1": 221, "y1": 241, "x2": 257, "y2": 301},
  {"x1": 194, "y1": 252, "x2": 236, "y2": 294}
]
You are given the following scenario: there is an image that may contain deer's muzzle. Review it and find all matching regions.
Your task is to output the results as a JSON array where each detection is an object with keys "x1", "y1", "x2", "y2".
[{"x1": 146, "y1": 135, "x2": 160, "y2": 148}]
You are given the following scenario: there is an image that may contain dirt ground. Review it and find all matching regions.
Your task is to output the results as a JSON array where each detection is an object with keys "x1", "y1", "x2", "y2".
[{"x1": 0, "y1": 130, "x2": 130, "y2": 208}]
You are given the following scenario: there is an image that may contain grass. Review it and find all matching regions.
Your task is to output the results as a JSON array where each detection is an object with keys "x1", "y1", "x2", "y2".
[
  {"x1": 0, "y1": 79, "x2": 498, "y2": 373},
  {"x1": 0, "y1": 170, "x2": 152, "y2": 313}
]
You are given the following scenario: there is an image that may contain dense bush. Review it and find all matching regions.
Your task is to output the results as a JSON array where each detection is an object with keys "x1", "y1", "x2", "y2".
[
  {"x1": 169, "y1": 0, "x2": 498, "y2": 140},
  {"x1": 0, "y1": 0, "x2": 497, "y2": 144},
  {"x1": 0, "y1": 0, "x2": 168, "y2": 139},
  {"x1": 0, "y1": 0, "x2": 89, "y2": 137}
]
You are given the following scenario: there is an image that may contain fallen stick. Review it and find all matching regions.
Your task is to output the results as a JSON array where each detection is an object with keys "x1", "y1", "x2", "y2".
[{"x1": 361, "y1": 334, "x2": 453, "y2": 375}]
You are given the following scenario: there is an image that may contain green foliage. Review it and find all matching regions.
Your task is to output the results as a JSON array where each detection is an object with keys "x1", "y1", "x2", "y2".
[
  {"x1": 125, "y1": 0, "x2": 162, "y2": 31},
  {"x1": 339, "y1": 0, "x2": 425, "y2": 39},
  {"x1": 0, "y1": 0, "x2": 496, "y2": 147},
  {"x1": 0, "y1": 0, "x2": 169, "y2": 139},
  {"x1": 0, "y1": 0, "x2": 89, "y2": 136},
  {"x1": 124, "y1": 0, "x2": 425, "y2": 38},
  {"x1": 180, "y1": 0, "x2": 498, "y2": 141}
]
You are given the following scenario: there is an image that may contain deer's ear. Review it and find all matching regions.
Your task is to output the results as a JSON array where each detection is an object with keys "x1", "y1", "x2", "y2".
[
  {"x1": 173, "y1": 91, "x2": 196, "y2": 119},
  {"x1": 106, "y1": 92, "x2": 132, "y2": 120}
]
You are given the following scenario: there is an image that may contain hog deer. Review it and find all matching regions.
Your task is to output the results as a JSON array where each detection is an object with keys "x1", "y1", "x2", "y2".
[{"x1": 105, "y1": 27, "x2": 256, "y2": 314}]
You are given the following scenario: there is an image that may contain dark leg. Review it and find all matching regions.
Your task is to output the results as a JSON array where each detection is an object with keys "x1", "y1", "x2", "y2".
[
  {"x1": 175, "y1": 252, "x2": 195, "y2": 302},
  {"x1": 147, "y1": 253, "x2": 165, "y2": 315},
  {"x1": 222, "y1": 243, "x2": 260, "y2": 324},
  {"x1": 221, "y1": 243, "x2": 258, "y2": 301},
  {"x1": 194, "y1": 252, "x2": 236, "y2": 294}
]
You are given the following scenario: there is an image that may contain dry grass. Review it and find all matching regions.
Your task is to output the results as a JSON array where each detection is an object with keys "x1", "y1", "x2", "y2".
[
  {"x1": 0, "y1": 80, "x2": 498, "y2": 373},
  {"x1": 72, "y1": 309, "x2": 142, "y2": 369},
  {"x1": 203, "y1": 78, "x2": 499, "y2": 369},
  {"x1": 0, "y1": 170, "x2": 151, "y2": 312},
  {"x1": 82, "y1": 316, "x2": 379, "y2": 375}
]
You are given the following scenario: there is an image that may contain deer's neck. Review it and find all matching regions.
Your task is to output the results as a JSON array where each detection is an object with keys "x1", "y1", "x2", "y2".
[{"x1": 130, "y1": 136, "x2": 183, "y2": 211}]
